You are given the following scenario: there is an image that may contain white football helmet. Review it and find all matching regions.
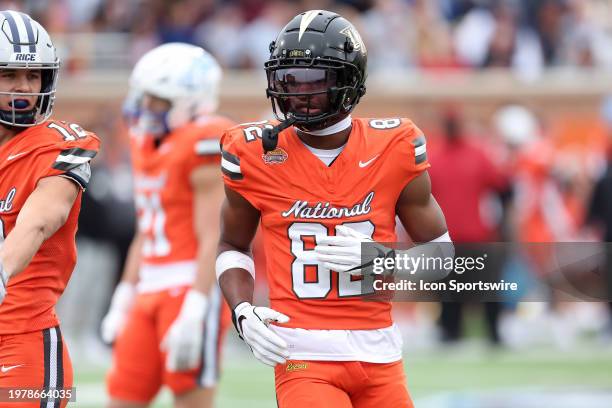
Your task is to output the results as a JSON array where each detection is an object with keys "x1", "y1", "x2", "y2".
[
  {"x1": 0, "y1": 10, "x2": 59, "y2": 127},
  {"x1": 493, "y1": 105, "x2": 539, "y2": 147},
  {"x1": 128, "y1": 42, "x2": 222, "y2": 137}
]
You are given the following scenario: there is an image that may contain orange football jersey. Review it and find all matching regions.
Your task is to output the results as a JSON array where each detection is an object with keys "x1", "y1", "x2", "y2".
[
  {"x1": 220, "y1": 118, "x2": 429, "y2": 330},
  {"x1": 0, "y1": 120, "x2": 100, "y2": 335},
  {"x1": 131, "y1": 115, "x2": 234, "y2": 265}
]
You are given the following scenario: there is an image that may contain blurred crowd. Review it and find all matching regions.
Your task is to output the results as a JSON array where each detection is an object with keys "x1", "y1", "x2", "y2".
[{"x1": 2, "y1": 0, "x2": 612, "y2": 75}]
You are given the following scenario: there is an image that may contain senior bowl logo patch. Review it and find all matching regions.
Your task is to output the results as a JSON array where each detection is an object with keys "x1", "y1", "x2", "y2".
[{"x1": 263, "y1": 148, "x2": 288, "y2": 164}]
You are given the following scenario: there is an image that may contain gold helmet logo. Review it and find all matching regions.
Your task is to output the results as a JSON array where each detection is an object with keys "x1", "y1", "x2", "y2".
[{"x1": 340, "y1": 26, "x2": 366, "y2": 54}]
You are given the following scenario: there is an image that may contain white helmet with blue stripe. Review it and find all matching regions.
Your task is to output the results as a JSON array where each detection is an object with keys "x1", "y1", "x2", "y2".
[
  {"x1": 127, "y1": 42, "x2": 222, "y2": 137},
  {"x1": 0, "y1": 10, "x2": 59, "y2": 127}
]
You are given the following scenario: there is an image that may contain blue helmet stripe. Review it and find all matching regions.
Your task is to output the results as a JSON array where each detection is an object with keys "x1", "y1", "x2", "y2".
[
  {"x1": 2, "y1": 11, "x2": 21, "y2": 53},
  {"x1": 18, "y1": 12, "x2": 36, "y2": 53}
]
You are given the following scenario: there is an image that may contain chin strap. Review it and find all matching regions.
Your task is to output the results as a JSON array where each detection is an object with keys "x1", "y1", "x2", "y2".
[
  {"x1": 262, "y1": 115, "x2": 296, "y2": 153},
  {"x1": 0, "y1": 109, "x2": 36, "y2": 127},
  {"x1": 299, "y1": 115, "x2": 353, "y2": 137}
]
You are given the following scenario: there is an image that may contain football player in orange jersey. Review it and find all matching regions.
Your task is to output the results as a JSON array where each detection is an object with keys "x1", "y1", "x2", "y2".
[
  {"x1": 215, "y1": 10, "x2": 452, "y2": 408},
  {"x1": 101, "y1": 43, "x2": 232, "y2": 408},
  {"x1": 0, "y1": 10, "x2": 100, "y2": 408}
]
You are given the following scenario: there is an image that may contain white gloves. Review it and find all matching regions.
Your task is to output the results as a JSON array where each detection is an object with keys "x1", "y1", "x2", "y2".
[
  {"x1": 315, "y1": 225, "x2": 392, "y2": 276},
  {"x1": 233, "y1": 302, "x2": 290, "y2": 367},
  {"x1": 0, "y1": 262, "x2": 8, "y2": 305},
  {"x1": 316, "y1": 226, "x2": 454, "y2": 280},
  {"x1": 101, "y1": 282, "x2": 136, "y2": 344},
  {"x1": 161, "y1": 289, "x2": 208, "y2": 372}
]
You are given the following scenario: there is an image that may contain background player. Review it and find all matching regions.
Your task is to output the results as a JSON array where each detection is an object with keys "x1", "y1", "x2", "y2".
[
  {"x1": 101, "y1": 43, "x2": 232, "y2": 408},
  {"x1": 0, "y1": 10, "x2": 100, "y2": 407},
  {"x1": 216, "y1": 10, "x2": 451, "y2": 408}
]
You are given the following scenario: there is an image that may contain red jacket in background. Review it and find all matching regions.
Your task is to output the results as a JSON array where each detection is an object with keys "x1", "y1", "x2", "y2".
[{"x1": 429, "y1": 138, "x2": 509, "y2": 243}]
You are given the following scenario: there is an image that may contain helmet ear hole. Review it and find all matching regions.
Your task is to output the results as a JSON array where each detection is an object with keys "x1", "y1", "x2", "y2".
[{"x1": 344, "y1": 39, "x2": 354, "y2": 53}]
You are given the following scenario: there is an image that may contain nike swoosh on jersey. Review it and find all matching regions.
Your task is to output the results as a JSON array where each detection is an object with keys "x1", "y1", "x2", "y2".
[
  {"x1": 7, "y1": 151, "x2": 28, "y2": 161},
  {"x1": 1, "y1": 364, "x2": 23, "y2": 373},
  {"x1": 359, "y1": 155, "x2": 380, "y2": 168}
]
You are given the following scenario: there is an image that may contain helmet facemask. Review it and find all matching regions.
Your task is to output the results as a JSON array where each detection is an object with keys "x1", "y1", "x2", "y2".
[
  {"x1": 133, "y1": 108, "x2": 170, "y2": 139},
  {"x1": 0, "y1": 63, "x2": 59, "y2": 128},
  {"x1": 128, "y1": 95, "x2": 206, "y2": 140},
  {"x1": 265, "y1": 57, "x2": 364, "y2": 131},
  {"x1": 126, "y1": 91, "x2": 174, "y2": 140}
]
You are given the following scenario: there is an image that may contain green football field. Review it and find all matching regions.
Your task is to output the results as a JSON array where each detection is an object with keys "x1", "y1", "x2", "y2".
[{"x1": 71, "y1": 343, "x2": 612, "y2": 407}]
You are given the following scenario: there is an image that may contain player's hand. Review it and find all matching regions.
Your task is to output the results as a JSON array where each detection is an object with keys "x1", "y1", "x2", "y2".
[
  {"x1": 101, "y1": 282, "x2": 136, "y2": 344},
  {"x1": 233, "y1": 302, "x2": 290, "y2": 367},
  {"x1": 161, "y1": 289, "x2": 208, "y2": 372},
  {"x1": 0, "y1": 262, "x2": 8, "y2": 305},
  {"x1": 315, "y1": 225, "x2": 392, "y2": 275}
]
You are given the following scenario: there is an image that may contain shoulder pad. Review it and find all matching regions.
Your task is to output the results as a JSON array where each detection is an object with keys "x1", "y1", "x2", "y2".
[
  {"x1": 360, "y1": 117, "x2": 428, "y2": 170},
  {"x1": 229, "y1": 120, "x2": 280, "y2": 144},
  {"x1": 22, "y1": 120, "x2": 100, "y2": 158},
  {"x1": 359, "y1": 118, "x2": 419, "y2": 137}
]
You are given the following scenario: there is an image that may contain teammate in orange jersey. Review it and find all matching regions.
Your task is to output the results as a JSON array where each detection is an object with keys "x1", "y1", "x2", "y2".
[
  {"x1": 0, "y1": 10, "x2": 100, "y2": 408},
  {"x1": 215, "y1": 10, "x2": 452, "y2": 408},
  {"x1": 102, "y1": 43, "x2": 232, "y2": 408}
]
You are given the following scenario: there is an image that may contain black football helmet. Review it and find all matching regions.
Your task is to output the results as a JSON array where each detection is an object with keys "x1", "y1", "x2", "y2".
[{"x1": 264, "y1": 10, "x2": 367, "y2": 133}]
